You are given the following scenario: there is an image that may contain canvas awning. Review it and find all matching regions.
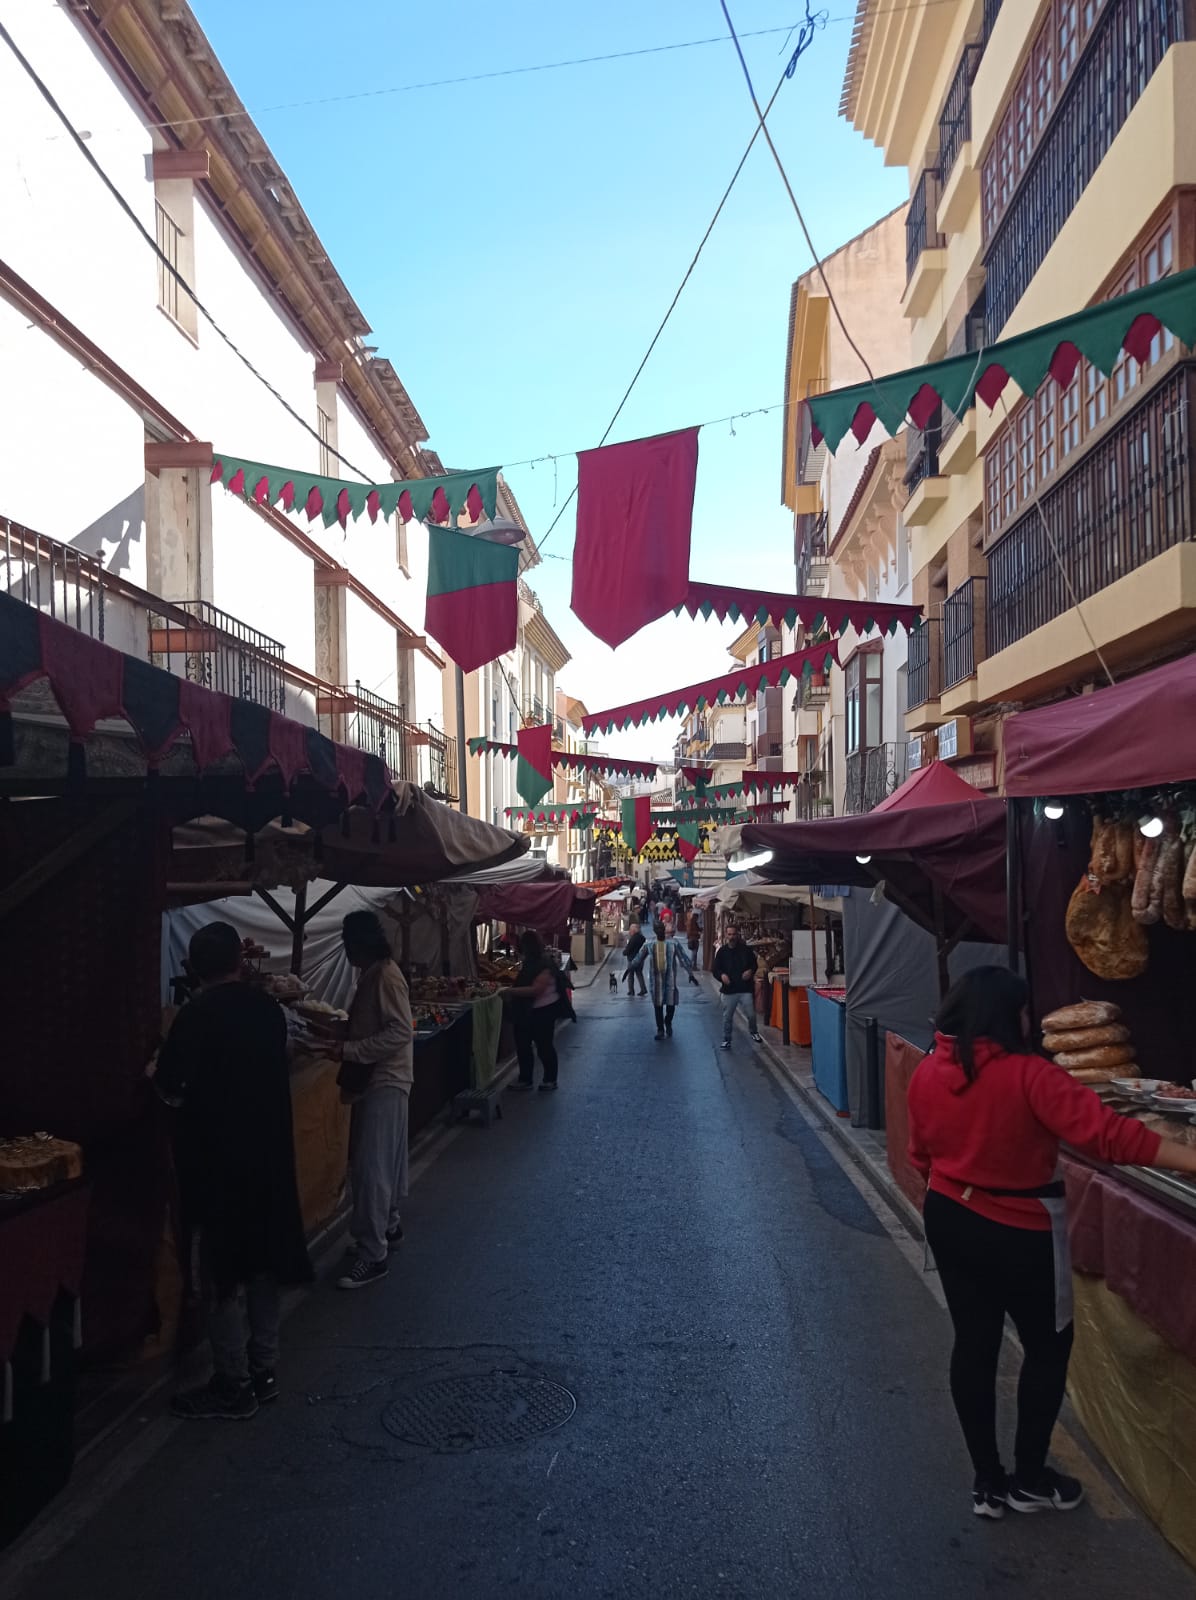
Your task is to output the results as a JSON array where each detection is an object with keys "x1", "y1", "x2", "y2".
[
  {"x1": 741, "y1": 763, "x2": 1007, "y2": 944},
  {"x1": 474, "y1": 880, "x2": 596, "y2": 932},
  {"x1": 1003, "y1": 652, "x2": 1196, "y2": 797}
]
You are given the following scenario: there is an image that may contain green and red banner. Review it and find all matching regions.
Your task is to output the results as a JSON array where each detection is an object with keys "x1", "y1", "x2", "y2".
[
  {"x1": 582, "y1": 643, "x2": 837, "y2": 736},
  {"x1": 504, "y1": 801, "x2": 599, "y2": 825},
  {"x1": 212, "y1": 455, "x2": 500, "y2": 531},
  {"x1": 425, "y1": 526, "x2": 520, "y2": 674},
  {"x1": 621, "y1": 795, "x2": 653, "y2": 855},
  {"x1": 677, "y1": 582, "x2": 919, "y2": 637},
  {"x1": 808, "y1": 267, "x2": 1196, "y2": 451},
  {"x1": 515, "y1": 724, "x2": 554, "y2": 807},
  {"x1": 676, "y1": 821, "x2": 701, "y2": 863},
  {"x1": 466, "y1": 738, "x2": 659, "y2": 781}
]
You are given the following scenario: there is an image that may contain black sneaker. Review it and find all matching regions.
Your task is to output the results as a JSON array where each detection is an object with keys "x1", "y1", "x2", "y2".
[
  {"x1": 386, "y1": 1224, "x2": 404, "y2": 1251},
  {"x1": 665, "y1": 1026, "x2": 673, "y2": 1037},
  {"x1": 251, "y1": 1369, "x2": 279, "y2": 1405},
  {"x1": 171, "y1": 1378, "x2": 258, "y2": 1421},
  {"x1": 655, "y1": 1029, "x2": 665, "y2": 1041},
  {"x1": 510, "y1": 1081, "x2": 535, "y2": 1092},
  {"x1": 720, "y1": 1040, "x2": 731, "y2": 1050},
  {"x1": 1007, "y1": 1468, "x2": 1084, "y2": 1514},
  {"x1": 750, "y1": 1031, "x2": 764, "y2": 1043},
  {"x1": 973, "y1": 1474, "x2": 1008, "y2": 1520},
  {"x1": 336, "y1": 1256, "x2": 388, "y2": 1291},
  {"x1": 538, "y1": 1082, "x2": 558, "y2": 1092}
]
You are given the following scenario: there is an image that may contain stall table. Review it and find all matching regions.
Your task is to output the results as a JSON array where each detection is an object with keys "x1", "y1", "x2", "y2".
[{"x1": 807, "y1": 987, "x2": 849, "y2": 1114}]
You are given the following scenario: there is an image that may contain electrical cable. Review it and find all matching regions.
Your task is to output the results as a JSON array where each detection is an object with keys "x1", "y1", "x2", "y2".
[
  {"x1": 534, "y1": 33, "x2": 812, "y2": 554},
  {"x1": 0, "y1": 17, "x2": 374, "y2": 482}
]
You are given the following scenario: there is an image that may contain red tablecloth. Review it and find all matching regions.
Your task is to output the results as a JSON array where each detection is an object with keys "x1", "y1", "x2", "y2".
[
  {"x1": 0, "y1": 1184, "x2": 90, "y2": 1363},
  {"x1": 1064, "y1": 1156, "x2": 1196, "y2": 1366}
]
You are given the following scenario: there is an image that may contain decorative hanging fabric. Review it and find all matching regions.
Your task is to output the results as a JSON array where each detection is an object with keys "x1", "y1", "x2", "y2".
[
  {"x1": 676, "y1": 821, "x2": 701, "y2": 863},
  {"x1": 425, "y1": 526, "x2": 520, "y2": 674},
  {"x1": 808, "y1": 267, "x2": 1196, "y2": 451},
  {"x1": 676, "y1": 782, "x2": 748, "y2": 807},
  {"x1": 465, "y1": 737, "x2": 659, "y2": 781},
  {"x1": 504, "y1": 802, "x2": 599, "y2": 824},
  {"x1": 621, "y1": 795, "x2": 653, "y2": 854},
  {"x1": 0, "y1": 589, "x2": 387, "y2": 803},
  {"x1": 678, "y1": 765, "x2": 713, "y2": 787},
  {"x1": 571, "y1": 427, "x2": 699, "y2": 649},
  {"x1": 739, "y1": 771, "x2": 807, "y2": 791},
  {"x1": 582, "y1": 642, "x2": 837, "y2": 736},
  {"x1": 677, "y1": 581, "x2": 919, "y2": 637},
  {"x1": 212, "y1": 455, "x2": 500, "y2": 531},
  {"x1": 515, "y1": 724, "x2": 554, "y2": 807}
]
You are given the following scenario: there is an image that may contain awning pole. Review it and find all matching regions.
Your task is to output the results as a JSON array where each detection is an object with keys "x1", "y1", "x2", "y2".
[
  {"x1": 1006, "y1": 800, "x2": 1020, "y2": 972},
  {"x1": 808, "y1": 887, "x2": 817, "y2": 986},
  {"x1": 932, "y1": 883, "x2": 950, "y2": 1000},
  {"x1": 290, "y1": 881, "x2": 308, "y2": 976}
]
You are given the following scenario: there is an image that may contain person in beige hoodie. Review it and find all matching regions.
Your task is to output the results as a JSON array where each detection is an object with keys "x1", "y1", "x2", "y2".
[{"x1": 326, "y1": 911, "x2": 412, "y2": 1291}]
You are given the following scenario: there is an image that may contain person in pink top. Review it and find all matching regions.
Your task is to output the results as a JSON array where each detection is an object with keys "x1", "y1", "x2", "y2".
[{"x1": 908, "y1": 966, "x2": 1196, "y2": 1521}]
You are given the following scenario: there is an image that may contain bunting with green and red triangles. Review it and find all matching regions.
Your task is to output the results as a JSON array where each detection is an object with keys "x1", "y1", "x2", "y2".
[
  {"x1": 515, "y1": 724, "x2": 554, "y2": 807},
  {"x1": 212, "y1": 455, "x2": 499, "y2": 530}
]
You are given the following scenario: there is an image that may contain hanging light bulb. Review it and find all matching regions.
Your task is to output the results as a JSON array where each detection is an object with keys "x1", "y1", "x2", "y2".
[
  {"x1": 855, "y1": 853, "x2": 873, "y2": 865},
  {"x1": 1043, "y1": 800, "x2": 1065, "y2": 820},
  {"x1": 1138, "y1": 814, "x2": 1165, "y2": 839}
]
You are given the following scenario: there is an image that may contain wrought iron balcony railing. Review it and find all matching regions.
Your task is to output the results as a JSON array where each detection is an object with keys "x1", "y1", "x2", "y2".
[
  {"x1": 907, "y1": 617, "x2": 942, "y2": 710},
  {"x1": 906, "y1": 165, "x2": 945, "y2": 284},
  {"x1": 939, "y1": 44, "x2": 983, "y2": 182},
  {"x1": 149, "y1": 600, "x2": 287, "y2": 712},
  {"x1": 844, "y1": 743, "x2": 906, "y2": 815},
  {"x1": 942, "y1": 576, "x2": 986, "y2": 689}
]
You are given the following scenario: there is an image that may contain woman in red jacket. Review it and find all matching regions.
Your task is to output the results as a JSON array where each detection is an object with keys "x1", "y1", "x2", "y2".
[{"x1": 909, "y1": 966, "x2": 1196, "y2": 1521}]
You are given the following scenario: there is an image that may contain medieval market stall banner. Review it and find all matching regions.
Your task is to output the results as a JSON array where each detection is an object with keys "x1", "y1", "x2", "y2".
[
  {"x1": 466, "y1": 739, "x2": 659, "y2": 782},
  {"x1": 806, "y1": 267, "x2": 1196, "y2": 450},
  {"x1": 582, "y1": 642, "x2": 838, "y2": 737},
  {"x1": 425, "y1": 525, "x2": 519, "y2": 674},
  {"x1": 620, "y1": 795, "x2": 653, "y2": 855},
  {"x1": 514, "y1": 725, "x2": 554, "y2": 807}
]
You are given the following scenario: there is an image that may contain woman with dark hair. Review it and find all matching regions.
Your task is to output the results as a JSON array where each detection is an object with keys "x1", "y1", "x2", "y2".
[
  {"x1": 909, "y1": 965, "x2": 1196, "y2": 1520},
  {"x1": 503, "y1": 929, "x2": 561, "y2": 1091}
]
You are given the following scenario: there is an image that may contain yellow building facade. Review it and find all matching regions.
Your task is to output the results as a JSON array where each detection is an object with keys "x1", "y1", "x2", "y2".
[{"x1": 841, "y1": 0, "x2": 1196, "y2": 773}]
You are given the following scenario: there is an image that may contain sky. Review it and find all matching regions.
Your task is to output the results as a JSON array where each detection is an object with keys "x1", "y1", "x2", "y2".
[{"x1": 193, "y1": 0, "x2": 905, "y2": 761}]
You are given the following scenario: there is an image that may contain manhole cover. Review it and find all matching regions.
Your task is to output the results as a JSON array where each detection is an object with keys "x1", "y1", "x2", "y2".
[{"x1": 381, "y1": 1372, "x2": 576, "y2": 1452}]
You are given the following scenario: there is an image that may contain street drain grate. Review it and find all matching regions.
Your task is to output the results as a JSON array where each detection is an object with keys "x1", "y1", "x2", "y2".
[{"x1": 381, "y1": 1372, "x2": 576, "y2": 1452}]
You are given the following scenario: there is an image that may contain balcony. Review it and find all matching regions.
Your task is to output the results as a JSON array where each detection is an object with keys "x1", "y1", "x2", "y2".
[
  {"x1": 904, "y1": 414, "x2": 948, "y2": 526},
  {"x1": 941, "y1": 577, "x2": 987, "y2": 712},
  {"x1": 844, "y1": 743, "x2": 908, "y2": 815},
  {"x1": 795, "y1": 511, "x2": 829, "y2": 595},
  {"x1": 983, "y1": 0, "x2": 1188, "y2": 339},
  {"x1": 320, "y1": 682, "x2": 433, "y2": 791},
  {"x1": 755, "y1": 734, "x2": 783, "y2": 763},
  {"x1": 903, "y1": 166, "x2": 946, "y2": 318},
  {"x1": 906, "y1": 618, "x2": 943, "y2": 730},
  {"x1": 981, "y1": 365, "x2": 1196, "y2": 701},
  {"x1": 150, "y1": 600, "x2": 287, "y2": 712},
  {"x1": 937, "y1": 44, "x2": 983, "y2": 233}
]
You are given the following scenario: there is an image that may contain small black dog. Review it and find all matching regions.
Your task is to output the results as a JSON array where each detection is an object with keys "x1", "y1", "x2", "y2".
[{"x1": 608, "y1": 971, "x2": 619, "y2": 992}]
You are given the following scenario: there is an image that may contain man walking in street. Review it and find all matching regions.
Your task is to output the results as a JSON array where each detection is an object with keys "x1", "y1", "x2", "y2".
[
  {"x1": 623, "y1": 921, "x2": 648, "y2": 997},
  {"x1": 712, "y1": 922, "x2": 763, "y2": 1049},
  {"x1": 156, "y1": 921, "x2": 311, "y2": 1420},
  {"x1": 686, "y1": 908, "x2": 702, "y2": 971},
  {"x1": 327, "y1": 911, "x2": 412, "y2": 1290}
]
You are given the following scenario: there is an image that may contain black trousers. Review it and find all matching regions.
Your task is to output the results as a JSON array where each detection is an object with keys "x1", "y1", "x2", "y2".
[
  {"x1": 624, "y1": 963, "x2": 646, "y2": 995},
  {"x1": 515, "y1": 1008, "x2": 559, "y2": 1085},
  {"x1": 653, "y1": 1003, "x2": 675, "y2": 1032},
  {"x1": 923, "y1": 1189, "x2": 1073, "y2": 1483}
]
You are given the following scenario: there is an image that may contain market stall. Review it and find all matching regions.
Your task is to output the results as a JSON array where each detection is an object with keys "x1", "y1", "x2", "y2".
[
  {"x1": 741, "y1": 764, "x2": 1007, "y2": 1121},
  {"x1": 1003, "y1": 652, "x2": 1196, "y2": 1565}
]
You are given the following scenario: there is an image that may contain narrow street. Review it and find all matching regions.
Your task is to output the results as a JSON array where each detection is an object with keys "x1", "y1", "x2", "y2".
[{"x1": 8, "y1": 975, "x2": 1190, "y2": 1600}]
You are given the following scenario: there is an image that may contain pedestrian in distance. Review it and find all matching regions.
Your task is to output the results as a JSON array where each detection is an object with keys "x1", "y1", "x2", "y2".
[
  {"x1": 623, "y1": 921, "x2": 648, "y2": 997},
  {"x1": 325, "y1": 911, "x2": 413, "y2": 1291},
  {"x1": 504, "y1": 930, "x2": 562, "y2": 1092},
  {"x1": 155, "y1": 921, "x2": 312, "y2": 1420},
  {"x1": 645, "y1": 919, "x2": 698, "y2": 1041},
  {"x1": 909, "y1": 965, "x2": 1196, "y2": 1520},
  {"x1": 712, "y1": 922, "x2": 762, "y2": 1047},
  {"x1": 686, "y1": 909, "x2": 702, "y2": 971}
]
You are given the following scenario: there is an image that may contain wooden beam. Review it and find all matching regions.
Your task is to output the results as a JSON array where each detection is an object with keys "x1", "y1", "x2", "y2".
[
  {"x1": 152, "y1": 149, "x2": 210, "y2": 181},
  {"x1": 290, "y1": 882, "x2": 308, "y2": 975},
  {"x1": 0, "y1": 799, "x2": 141, "y2": 923},
  {"x1": 253, "y1": 884, "x2": 295, "y2": 933}
]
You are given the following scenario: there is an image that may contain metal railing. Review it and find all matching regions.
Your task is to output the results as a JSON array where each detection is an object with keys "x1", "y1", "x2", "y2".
[
  {"x1": 150, "y1": 600, "x2": 287, "y2": 712},
  {"x1": 982, "y1": 0, "x2": 1003, "y2": 44},
  {"x1": 939, "y1": 44, "x2": 983, "y2": 182},
  {"x1": 983, "y1": 0, "x2": 1187, "y2": 337},
  {"x1": 942, "y1": 576, "x2": 986, "y2": 688},
  {"x1": 2, "y1": 518, "x2": 106, "y2": 638},
  {"x1": 425, "y1": 725, "x2": 458, "y2": 801},
  {"x1": 906, "y1": 407, "x2": 942, "y2": 491},
  {"x1": 795, "y1": 510, "x2": 828, "y2": 594},
  {"x1": 907, "y1": 617, "x2": 942, "y2": 709},
  {"x1": 986, "y1": 365, "x2": 1194, "y2": 656},
  {"x1": 155, "y1": 201, "x2": 182, "y2": 323},
  {"x1": 756, "y1": 736, "x2": 783, "y2": 761},
  {"x1": 906, "y1": 165, "x2": 944, "y2": 284},
  {"x1": 844, "y1": 743, "x2": 906, "y2": 814},
  {"x1": 338, "y1": 683, "x2": 419, "y2": 782}
]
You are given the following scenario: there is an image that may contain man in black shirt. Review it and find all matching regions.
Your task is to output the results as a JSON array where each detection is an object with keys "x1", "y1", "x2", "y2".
[
  {"x1": 156, "y1": 922, "x2": 311, "y2": 1420},
  {"x1": 711, "y1": 923, "x2": 763, "y2": 1049},
  {"x1": 623, "y1": 921, "x2": 648, "y2": 996}
]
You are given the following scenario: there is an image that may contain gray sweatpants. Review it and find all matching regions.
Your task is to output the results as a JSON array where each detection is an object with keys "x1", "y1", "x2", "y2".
[
  {"x1": 208, "y1": 1274, "x2": 281, "y2": 1385},
  {"x1": 721, "y1": 990, "x2": 754, "y2": 1042},
  {"x1": 349, "y1": 1085, "x2": 410, "y2": 1265}
]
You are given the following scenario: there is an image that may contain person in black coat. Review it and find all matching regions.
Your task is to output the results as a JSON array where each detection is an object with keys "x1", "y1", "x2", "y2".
[
  {"x1": 623, "y1": 922, "x2": 647, "y2": 996},
  {"x1": 156, "y1": 921, "x2": 311, "y2": 1420}
]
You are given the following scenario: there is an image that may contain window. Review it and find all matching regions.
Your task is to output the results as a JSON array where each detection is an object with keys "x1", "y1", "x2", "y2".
[
  {"x1": 156, "y1": 201, "x2": 182, "y2": 323},
  {"x1": 845, "y1": 649, "x2": 882, "y2": 755},
  {"x1": 983, "y1": 216, "x2": 1177, "y2": 537},
  {"x1": 395, "y1": 513, "x2": 410, "y2": 576},
  {"x1": 152, "y1": 168, "x2": 199, "y2": 341}
]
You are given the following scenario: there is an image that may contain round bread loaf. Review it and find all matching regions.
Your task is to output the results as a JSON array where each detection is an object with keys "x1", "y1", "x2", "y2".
[
  {"x1": 1042, "y1": 1023, "x2": 1131, "y2": 1052},
  {"x1": 1054, "y1": 1043, "x2": 1137, "y2": 1071},
  {"x1": 1042, "y1": 1001, "x2": 1122, "y2": 1031},
  {"x1": 1067, "y1": 1067, "x2": 1122, "y2": 1084}
]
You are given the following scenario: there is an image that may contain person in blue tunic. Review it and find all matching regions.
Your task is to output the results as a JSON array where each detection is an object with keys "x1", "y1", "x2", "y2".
[{"x1": 642, "y1": 919, "x2": 697, "y2": 1040}]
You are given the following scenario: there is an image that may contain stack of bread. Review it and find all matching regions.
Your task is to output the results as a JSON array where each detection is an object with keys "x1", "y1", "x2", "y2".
[
  {"x1": 1041, "y1": 1001, "x2": 1137, "y2": 1084},
  {"x1": 0, "y1": 1134, "x2": 83, "y2": 1194}
]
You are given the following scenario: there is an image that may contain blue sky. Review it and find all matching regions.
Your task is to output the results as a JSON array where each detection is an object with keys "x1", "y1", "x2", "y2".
[{"x1": 195, "y1": 0, "x2": 904, "y2": 757}]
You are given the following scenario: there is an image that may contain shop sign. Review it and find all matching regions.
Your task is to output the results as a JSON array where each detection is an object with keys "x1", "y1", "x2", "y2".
[
  {"x1": 937, "y1": 717, "x2": 973, "y2": 761},
  {"x1": 907, "y1": 735, "x2": 925, "y2": 772},
  {"x1": 947, "y1": 753, "x2": 998, "y2": 791}
]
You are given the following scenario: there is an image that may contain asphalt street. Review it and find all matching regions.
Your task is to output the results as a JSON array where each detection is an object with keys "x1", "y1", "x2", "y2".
[{"x1": 9, "y1": 975, "x2": 1193, "y2": 1599}]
